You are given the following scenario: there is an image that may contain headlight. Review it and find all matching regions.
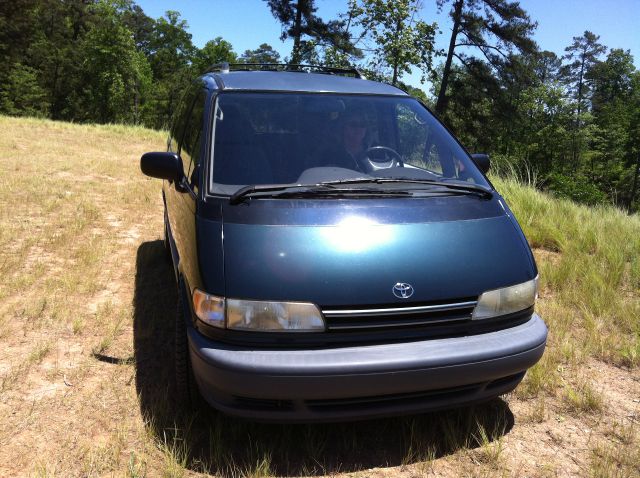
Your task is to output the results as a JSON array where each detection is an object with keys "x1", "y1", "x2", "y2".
[
  {"x1": 193, "y1": 289, "x2": 225, "y2": 328},
  {"x1": 227, "y1": 299, "x2": 325, "y2": 332},
  {"x1": 472, "y1": 277, "x2": 538, "y2": 320},
  {"x1": 192, "y1": 290, "x2": 325, "y2": 332}
]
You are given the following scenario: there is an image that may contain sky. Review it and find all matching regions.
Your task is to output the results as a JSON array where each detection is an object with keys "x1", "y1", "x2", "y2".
[{"x1": 135, "y1": 0, "x2": 640, "y2": 90}]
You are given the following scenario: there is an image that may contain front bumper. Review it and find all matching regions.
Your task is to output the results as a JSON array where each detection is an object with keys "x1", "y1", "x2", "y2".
[{"x1": 188, "y1": 314, "x2": 547, "y2": 422}]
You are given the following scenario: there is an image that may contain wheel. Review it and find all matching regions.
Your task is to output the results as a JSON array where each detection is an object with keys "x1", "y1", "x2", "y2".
[
  {"x1": 363, "y1": 145, "x2": 404, "y2": 171},
  {"x1": 175, "y1": 280, "x2": 200, "y2": 413},
  {"x1": 163, "y1": 211, "x2": 172, "y2": 262}
]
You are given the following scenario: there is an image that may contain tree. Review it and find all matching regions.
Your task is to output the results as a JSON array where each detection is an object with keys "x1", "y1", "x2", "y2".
[
  {"x1": 265, "y1": 0, "x2": 359, "y2": 64},
  {"x1": 562, "y1": 31, "x2": 606, "y2": 123},
  {"x1": 145, "y1": 10, "x2": 196, "y2": 128},
  {"x1": 193, "y1": 37, "x2": 237, "y2": 73},
  {"x1": 78, "y1": 1, "x2": 152, "y2": 124},
  {"x1": 0, "y1": 0, "x2": 47, "y2": 116},
  {"x1": 587, "y1": 49, "x2": 637, "y2": 209},
  {"x1": 434, "y1": 0, "x2": 537, "y2": 116},
  {"x1": 147, "y1": 10, "x2": 195, "y2": 79},
  {"x1": 628, "y1": 71, "x2": 640, "y2": 212},
  {"x1": 534, "y1": 50, "x2": 562, "y2": 85},
  {"x1": 349, "y1": 0, "x2": 436, "y2": 86},
  {"x1": 560, "y1": 31, "x2": 606, "y2": 167},
  {"x1": 240, "y1": 43, "x2": 281, "y2": 64},
  {"x1": 122, "y1": 3, "x2": 156, "y2": 56},
  {"x1": 0, "y1": 63, "x2": 49, "y2": 117},
  {"x1": 17, "y1": 0, "x2": 97, "y2": 120}
]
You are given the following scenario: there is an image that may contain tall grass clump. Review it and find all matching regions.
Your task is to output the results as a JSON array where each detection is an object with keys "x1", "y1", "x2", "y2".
[{"x1": 492, "y1": 175, "x2": 640, "y2": 372}]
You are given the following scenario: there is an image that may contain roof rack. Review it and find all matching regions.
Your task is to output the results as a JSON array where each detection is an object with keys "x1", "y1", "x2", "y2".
[{"x1": 205, "y1": 62, "x2": 366, "y2": 79}]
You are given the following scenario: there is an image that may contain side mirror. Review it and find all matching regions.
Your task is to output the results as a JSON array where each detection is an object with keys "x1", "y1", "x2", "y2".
[
  {"x1": 140, "y1": 152, "x2": 184, "y2": 183},
  {"x1": 471, "y1": 153, "x2": 490, "y2": 174}
]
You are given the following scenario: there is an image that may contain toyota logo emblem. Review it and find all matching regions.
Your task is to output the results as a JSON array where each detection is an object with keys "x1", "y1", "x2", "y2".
[{"x1": 393, "y1": 282, "x2": 414, "y2": 299}]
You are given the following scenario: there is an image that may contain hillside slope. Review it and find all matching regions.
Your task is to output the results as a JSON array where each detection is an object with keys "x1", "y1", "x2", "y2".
[{"x1": 0, "y1": 116, "x2": 638, "y2": 477}]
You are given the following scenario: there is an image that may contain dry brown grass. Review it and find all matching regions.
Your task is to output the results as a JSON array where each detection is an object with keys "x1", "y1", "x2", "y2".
[{"x1": 0, "y1": 115, "x2": 638, "y2": 477}]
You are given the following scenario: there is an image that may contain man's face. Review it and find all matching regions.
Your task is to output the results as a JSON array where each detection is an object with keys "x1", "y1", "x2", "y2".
[{"x1": 344, "y1": 117, "x2": 367, "y2": 144}]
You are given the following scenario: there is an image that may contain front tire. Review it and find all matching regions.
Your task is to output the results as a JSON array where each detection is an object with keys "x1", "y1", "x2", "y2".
[
  {"x1": 175, "y1": 280, "x2": 199, "y2": 413},
  {"x1": 163, "y1": 211, "x2": 172, "y2": 262}
]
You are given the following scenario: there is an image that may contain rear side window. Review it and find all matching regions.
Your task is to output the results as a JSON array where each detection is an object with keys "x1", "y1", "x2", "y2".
[
  {"x1": 168, "y1": 90, "x2": 196, "y2": 153},
  {"x1": 181, "y1": 91, "x2": 206, "y2": 185}
]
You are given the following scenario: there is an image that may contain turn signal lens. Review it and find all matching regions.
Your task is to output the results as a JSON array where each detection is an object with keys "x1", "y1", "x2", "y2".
[{"x1": 192, "y1": 289, "x2": 225, "y2": 328}]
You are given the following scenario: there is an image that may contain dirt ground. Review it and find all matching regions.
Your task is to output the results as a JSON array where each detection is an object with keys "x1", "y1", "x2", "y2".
[{"x1": 0, "y1": 116, "x2": 638, "y2": 477}]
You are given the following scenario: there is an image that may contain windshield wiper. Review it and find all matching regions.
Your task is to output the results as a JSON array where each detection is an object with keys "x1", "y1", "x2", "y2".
[
  {"x1": 229, "y1": 183, "x2": 410, "y2": 204},
  {"x1": 229, "y1": 184, "x2": 313, "y2": 204},
  {"x1": 268, "y1": 188, "x2": 411, "y2": 199},
  {"x1": 229, "y1": 178, "x2": 492, "y2": 204},
  {"x1": 319, "y1": 178, "x2": 493, "y2": 199}
]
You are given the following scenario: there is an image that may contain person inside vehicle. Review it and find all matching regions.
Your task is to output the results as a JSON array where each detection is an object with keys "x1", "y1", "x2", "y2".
[{"x1": 313, "y1": 108, "x2": 370, "y2": 172}]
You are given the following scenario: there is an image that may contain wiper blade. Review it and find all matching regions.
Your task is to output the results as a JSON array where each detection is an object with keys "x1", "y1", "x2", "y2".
[
  {"x1": 270, "y1": 188, "x2": 411, "y2": 199},
  {"x1": 229, "y1": 183, "x2": 410, "y2": 204},
  {"x1": 320, "y1": 178, "x2": 493, "y2": 199},
  {"x1": 229, "y1": 183, "x2": 316, "y2": 204},
  {"x1": 229, "y1": 178, "x2": 492, "y2": 204}
]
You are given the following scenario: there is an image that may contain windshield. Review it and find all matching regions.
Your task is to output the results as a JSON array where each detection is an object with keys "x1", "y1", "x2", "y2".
[{"x1": 209, "y1": 92, "x2": 490, "y2": 194}]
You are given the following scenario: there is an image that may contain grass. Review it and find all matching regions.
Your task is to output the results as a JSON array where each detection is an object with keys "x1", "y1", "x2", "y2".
[
  {"x1": 562, "y1": 378, "x2": 605, "y2": 415},
  {"x1": 0, "y1": 115, "x2": 638, "y2": 477},
  {"x1": 589, "y1": 420, "x2": 640, "y2": 478},
  {"x1": 493, "y1": 175, "x2": 640, "y2": 383}
]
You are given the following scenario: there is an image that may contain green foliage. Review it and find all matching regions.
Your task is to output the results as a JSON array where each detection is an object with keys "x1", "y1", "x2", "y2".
[
  {"x1": 193, "y1": 37, "x2": 238, "y2": 74},
  {"x1": 545, "y1": 172, "x2": 609, "y2": 205},
  {"x1": 78, "y1": 1, "x2": 153, "y2": 124},
  {"x1": 265, "y1": 0, "x2": 359, "y2": 64},
  {"x1": 0, "y1": 63, "x2": 49, "y2": 117},
  {"x1": 435, "y1": 0, "x2": 537, "y2": 115},
  {"x1": 349, "y1": 0, "x2": 436, "y2": 85},
  {"x1": 0, "y1": 0, "x2": 637, "y2": 212},
  {"x1": 562, "y1": 31, "x2": 607, "y2": 117},
  {"x1": 240, "y1": 43, "x2": 281, "y2": 64}
]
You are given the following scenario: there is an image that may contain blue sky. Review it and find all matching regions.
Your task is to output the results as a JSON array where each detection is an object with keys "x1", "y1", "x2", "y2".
[{"x1": 135, "y1": 0, "x2": 640, "y2": 90}]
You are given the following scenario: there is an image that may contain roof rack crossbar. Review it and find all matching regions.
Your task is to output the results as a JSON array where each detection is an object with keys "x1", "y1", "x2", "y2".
[{"x1": 205, "y1": 62, "x2": 365, "y2": 79}]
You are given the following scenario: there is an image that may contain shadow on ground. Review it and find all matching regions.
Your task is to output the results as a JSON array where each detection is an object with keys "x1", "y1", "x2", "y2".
[{"x1": 133, "y1": 240, "x2": 514, "y2": 476}]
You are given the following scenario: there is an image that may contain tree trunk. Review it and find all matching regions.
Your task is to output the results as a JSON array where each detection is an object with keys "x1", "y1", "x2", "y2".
[
  {"x1": 291, "y1": 1, "x2": 304, "y2": 64},
  {"x1": 435, "y1": 0, "x2": 463, "y2": 116}
]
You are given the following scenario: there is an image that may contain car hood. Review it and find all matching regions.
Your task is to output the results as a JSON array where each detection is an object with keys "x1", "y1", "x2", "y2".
[{"x1": 209, "y1": 196, "x2": 535, "y2": 307}]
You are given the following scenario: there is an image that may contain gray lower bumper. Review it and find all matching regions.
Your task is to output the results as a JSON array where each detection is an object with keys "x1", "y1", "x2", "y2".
[{"x1": 188, "y1": 314, "x2": 547, "y2": 422}]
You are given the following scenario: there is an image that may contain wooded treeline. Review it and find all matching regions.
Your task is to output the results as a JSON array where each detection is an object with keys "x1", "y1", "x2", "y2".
[{"x1": 1, "y1": 0, "x2": 638, "y2": 211}]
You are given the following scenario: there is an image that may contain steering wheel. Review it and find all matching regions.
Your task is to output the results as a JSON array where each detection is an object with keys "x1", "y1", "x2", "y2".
[{"x1": 363, "y1": 146, "x2": 404, "y2": 171}]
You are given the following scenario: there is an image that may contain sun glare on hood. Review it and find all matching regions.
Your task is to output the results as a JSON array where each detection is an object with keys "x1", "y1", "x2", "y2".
[{"x1": 321, "y1": 215, "x2": 394, "y2": 253}]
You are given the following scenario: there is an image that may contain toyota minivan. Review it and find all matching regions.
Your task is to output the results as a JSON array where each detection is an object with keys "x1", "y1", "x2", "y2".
[{"x1": 141, "y1": 64, "x2": 547, "y2": 422}]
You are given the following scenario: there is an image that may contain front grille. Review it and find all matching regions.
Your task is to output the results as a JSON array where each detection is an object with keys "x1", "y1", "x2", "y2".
[
  {"x1": 233, "y1": 396, "x2": 294, "y2": 411},
  {"x1": 305, "y1": 382, "x2": 482, "y2": 412},
  {"x1": 322, "y1": 300, "x2": 477, "y2": 332},
  {"x1": 227, "y1": 373, "x2": 527, "y2": 416},
  {"x1": 196, "y1": 305, "x2": 533, "y2": 348}
]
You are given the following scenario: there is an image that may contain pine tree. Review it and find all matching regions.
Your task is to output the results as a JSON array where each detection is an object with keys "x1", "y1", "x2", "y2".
[
  {"x1": 562, "y1": 31, "x2": 606, "y2": 124},
  {"x1": 435, "y1": 0, "x2": 537, "y2": 116},
  {"x1": 561, "y1": 31, "x2": 606, "y2": 166},
  {"x1": 265, "y1": 0, "x2": 358, "y2": 64}
]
